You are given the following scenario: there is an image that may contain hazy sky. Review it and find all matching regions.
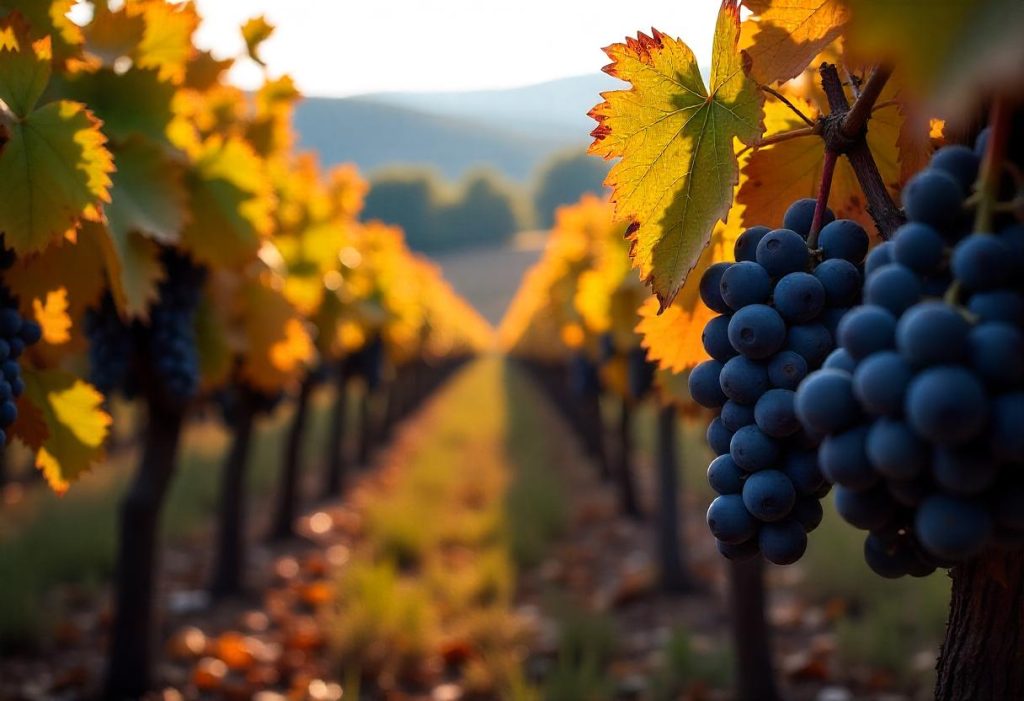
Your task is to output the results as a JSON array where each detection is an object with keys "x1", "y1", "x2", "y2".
[{"x1": 191, "y1": 1, "x2": 719, "y2": 96}]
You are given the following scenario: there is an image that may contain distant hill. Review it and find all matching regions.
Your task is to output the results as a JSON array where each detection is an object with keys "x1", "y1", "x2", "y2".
[{"x1": 292, "y1": 75, "x2": 618, "y2": 182}]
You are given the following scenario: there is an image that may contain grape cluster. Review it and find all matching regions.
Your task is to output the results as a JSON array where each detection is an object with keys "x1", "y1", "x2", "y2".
[
  {"x1": 691, "y1": 198, "x2": 869, "y2": 565},
  {"x1": 0, "y1": 247, "x2": 43, "y2": 445},
  {"x1": 85, "y1": 249, "x2": 206, "y2": 404},
  {"x1": 794, "y1": 136, "x2": 1024, "y2": 577}
]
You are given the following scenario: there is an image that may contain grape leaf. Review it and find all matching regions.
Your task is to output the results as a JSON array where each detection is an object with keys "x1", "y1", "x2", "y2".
[
  {"x1": 241, "y1": 15, "x2": 274, "y2": 67},
  {"x1": 0, "y1": 0, "x2": 83, "y2": 61},
  {"x1": 847, "y1": 0, "x2": 1024, "y2": 117},
  {"x1": 194, "y1": 292, "x2": 233, "y2": 391},
  {"x1": 83, "y1": 2, "x2": 146, "y2": 64},
  {"x1": 60, "y1": 67, "x2": 175, "y2": 142},
  {"x1": 106, "y1": 137, "x2": 188, "y2": 244},
  {"x1": 179, "y1": 136, "x2": 275, "y2": 267},
  {"x1": 740, "y1": 0, "x2": 849, "y2": 85},
  {"x1": 0, "y1": 100, "x2": 114, "y2": 254},
  {"x1": 31, "y1": 288, "x2": 70, "y2": 345},
  {"x1": 136, "y1": 0, "x2": 198, "y2": 83},
  {"x1": 588, "y1": 1, "x2": 763, "y2": 308},
  {"x1": 97, "y1": 226, "x2": 165, "y2": 319},
  {"x1": 14, "y1": 368, "x2": 111, "y2": 494},
  {"x1": 0, "y1": 18, "x2": 50, "y2": 116},
  {"x1": 239, "y1": 279, "x2": 314, "y2": 392}
]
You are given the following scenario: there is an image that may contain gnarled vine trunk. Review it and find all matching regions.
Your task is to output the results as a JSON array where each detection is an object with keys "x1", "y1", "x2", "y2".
[
  {"x1": 321, "y1": 361, "x2": 350, "y2": 499},
  {"x1": 655, "y1": 405, "x2": 694, "y2": 593},
  {"x1": 727, "y1": 558, "x2": 781, "y2": 701},
  {"x1": 935, "y1": 549, "x2": 1024, "y2": 700},
  {"x1": 267, "y1": 375, "x2": 314, "y2": 541},
  {"x1": 104, "y1": 391, "x2": 186, "y2": 699},
  {"x1": 615, "y1": 397, "x2": 641, "y2": 520}
]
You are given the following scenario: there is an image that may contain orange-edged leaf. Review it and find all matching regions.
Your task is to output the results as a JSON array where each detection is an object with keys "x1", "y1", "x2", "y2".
[
  {"x1": 13, "y1": 368, "x2": 111, "y2": 494},
  {"x1": 106, "y1": 136, "x2": 188, "y2": 245},
  {"x1": 179, "y1": 136, "x2": 275, "y2": 267},
  {"x1": 0, "y1": 100, "x2": 113, "y2": 254},
  {"x1": 136, "y1": 0, "x2": 198, "y2": 83},
  {"x1": 241, "y1": 15, "x2": 274, "y2": 66},
  {"x1": 83, "y1": 2, "x2": 145, "y2": 65},
  {"x1": 98, "y1": 226, "x2": 165, "y2": 319},
  {"x1": 239, "y1": 279, "x2": 314, "y2": 392},
  {"x1": 0, "y1": 18, "x2": 51, "y2": 116},
  {"x1": 589, "y1": 1, "x2": 763, "y2": 308},
  {"x1": 184, "y1": 50, "x2": 234, "y2": 92},
  {"x1": 1, "y1": 0, "x2": 83, "y2": 61},
  {"x1": 740, "y1": 0, "x2": 849, "y2": 85},
  {"x1": 60, "y1": 67, "x2": 176, "y2": 142}
]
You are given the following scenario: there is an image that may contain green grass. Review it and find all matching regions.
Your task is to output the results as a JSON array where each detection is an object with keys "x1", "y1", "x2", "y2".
[{"x1": 0, "y1": 386, "x2": 344, "y2": 648}]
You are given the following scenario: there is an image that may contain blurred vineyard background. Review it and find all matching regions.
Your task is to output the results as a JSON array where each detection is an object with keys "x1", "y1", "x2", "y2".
[{"x1": 0, "y1": 1, "x2": 998, "y2": 701}]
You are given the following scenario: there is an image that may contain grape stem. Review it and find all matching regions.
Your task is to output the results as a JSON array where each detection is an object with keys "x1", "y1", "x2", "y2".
[
  {"x1": 807, "y1": 149, "x2": 839, "y2": 249},
  {"x1": 974, "y1": 98, "x2": 1012, "y2": 233},
  {"x1": 739, "y1": 125, "x2": 818, "y2": 156},
  {"x1": 818, "y1": 63, "x2": 905, "y2": 239},
  {"x1": 760, "y1": 85, "x2": 816, "y2": 127}
]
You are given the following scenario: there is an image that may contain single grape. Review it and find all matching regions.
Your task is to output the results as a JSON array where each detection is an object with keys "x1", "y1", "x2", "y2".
[
  {"x1": 707, "y1": 417, "x2": 734, "y2": 456},
  {"x1": 915, "y1": 495, "x2": 992, "y2": 561},
  {"x1": 896, "y1": 301, "x2": 970, "y2": 367},
  {"x1": 852, "y1": 351, "x2": 912, "y2": 416},
  {"x1": 818, "y1": 219, "x2": 868, "y2": 263},
  {"x1": 905, "y1": 366, "x2": 988, "y2": 446},
  {"x1": 814, "y1": 258, "x2": 861, "y2": 307},
  {"x1": 782, "y1": 450, "x2": 825, "y2": 496},
  {"x1": 720, "y1": 261, "x2": 772, "y2": 310},
  {"x1": 721, "y1": 400, "x2": 755, "y2": 433},
  {"x1": 837, "y1": 305, "x2": 896, "y2": 359},
  {"x1": 728, "y1": 304, "x2": 786, "y2": 359},
  {"x1": 767, "y1": 350, "x2": 807, "y2": 390},
  {"x1": 822, "y1": 348, "x2": 857, "y2": 373},
  {"x1": 834, "y1": 485, "x2": 896, "y2": 530},
  {"x1": 729, "y1": 424, "x2": 780, "y2": 472},
  {"x1": 892, "y1": 222, "x2": 946, "y2": 274},
  {"x1": 968, "y1": 290, "x2": 1024, "y2": 325},
  {"x1": 967, "y1": 322, "x2": 1023, "y2": 388},
  {"x1": 716, "y1": 537, "x2": 761, "y2": 561},
  {"x1": 951, "y1": 233, "x2": 1012, "y2": 291},
  {"x1": 864, "y1": 532, "x2": 915, "y2": 579},
  {"x1": 991, "y1": 393, "x2": 1024, "y2": 462},
  {"x1": 756, "y1": 228, "x2": 810, "y2": 278},
  {"x1": 699, "y1": 262, "x2": 733, "y2": 314},
  {"x1": 864, "y1": 241, "x2": 894, "y2": 276},
  {"x1": 784, "y1": 323, "x2": 832, "y2": 367},
  {"x1": 688, "y1": 359, "x2": 727, "y2": 409},
  {"x1": 901, "y1": 169, "x2": 965, "y2": 230},
  {"x1": 929, "y1": 144, "x2": 980, "y2": 192},
  {"x1": 754, "y1": 388, "x2": 800, "y2": 438},
  {"x1": 866, "y1": 418, "x2": 928, "y2": 481},
  {"x1": 783, "y1": 198, "x2": 834, "y2": 239},
  {"x1": 792, "y1": 496, "x2": 824, "y2": 532},
  {"x1": 759, "y1": 520, "x2": 807, "y2": 565},
  {"x1": 864, "y1": 263, "x2": 923, "y2": 315},
  {"x1": 794, "y1": 368, "x2": 861, "y2": 434},
  {"x1": 734, "y1": 226, "x2": 772, "y2": 262},
  {"x1": 707, "y1": 494, "x2": 758, "y2": 544},
  {"x1": 708, "y1": 454, "x2": 746, "y2": 495},
  {"x1": 820, "y1": 425, "x2": 878, "y2": 491},
  {"x1": 742, "y1": 469, "x2": 796, "y2": 522},
  {"x1": 702, "y1": 314, "x2": 737, "y2": 362},
  {"x1": 773, "y1": 272, "x2": 825, "y2": 323},
  {"x1": 933, "y1": 446, "x2": 999, "y2": 496}
]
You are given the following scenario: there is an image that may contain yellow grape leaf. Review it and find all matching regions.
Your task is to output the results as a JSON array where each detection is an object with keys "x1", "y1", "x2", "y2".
[
  {"x1": 106, "y1": 136, "x2": 188, "y2": 245},
  {"x1": 239, "y1": 280, "x2": 314, "y2": 392},
  {"x1": 6, "y1": 226, "x2": 107, "y2": 321},
  {"x1": 14, "y1": 368, "x2": 111, "y2": 494},
  {"x1": 61, "y1": 67, "x2": 176, "y2": 142},
  {"x1": 0, "y1": 0, "x2": 83, "y2": 61},
  {"x1": 0, "y1": 100, "x2": 114, "y2": 254},
  {"x1": 241, "y1": 15, "x2": 274, "y2": 66},
  {"x1": 83, "y1": 2, "x2": 145, "y2": 64},
  {"x1": 179, "y1": 136, "x2": 275, "y2": 267},
  {"x1": 847, "y1": 0, "x2": 1024, "y2": 118},
  {"x1": 98, "y1": 226, "x2": 165, "y2": 319},
  {"x1": 136, "y1": 0, "x2": 198, "y2": 83},
  {"x1": 589, "y1": 1, "x2": 763, "y2": 308},
  {"x1": 31, "y1": 289, "x2": 71, "y2": 345},
  {"x1": 740, "y1": 0, "x2": 849, "y2": 85},
  {"x1": 184, "y1": 50, "x2": 234, "y2": 92},
  {"x1": 637, "y1": 220, "x2": 739, "y2": 373},
  {"x1": 0, "y1": 18, "x2": 50, "y2": 116}
]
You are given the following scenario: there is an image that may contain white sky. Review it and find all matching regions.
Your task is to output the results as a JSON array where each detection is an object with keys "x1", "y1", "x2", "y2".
[{"x1": 191, "y1": 0, "x2": 719, "y2": 97}]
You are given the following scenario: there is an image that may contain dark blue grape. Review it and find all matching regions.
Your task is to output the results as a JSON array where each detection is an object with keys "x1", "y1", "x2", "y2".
[
  {"x1": 707, "y1": 494, "x2": 758, "y2": 544},
  {"x1": 767, "y1": 350, "x2": 807, "y2": 390},
  {"x1": 896, "y1": 301, "x2": 970, "y2": 367},
  {"x1": 951, "y1": 234, "x2": 1012, "y2": 291},
  {"x1": 759, "y1": 520, "x2": 807, "y2": 565},
  {"x1": 968, "y1": 290, "x2": 1024, "y2": 325},
  {"x1": 792, "y1": 496, "x2": 823, "y2": 533},
  {"x1": 814, "y1": 258, "x2": 861, "y2": 307},
  {"x1": 818, "y1": 219, "x2": 869, "y2": 263},
  {"x1": 699, "y1": 262, "x2": 733, "y2": 314},
  {"x1": 2, "y1": 360, "x2": 18, "y2": 383},
  {"x1": 729, "y1": 424, "x2": 780, "y2": 472},
  {"x1": 720, "y1": 356, "x2": 770, "y2": 404},
  {"x1": 784, "y1": 323, "x2": 832, "y2": 367},
  {"x1": 852, "y1": 351, "x2": 912, "y2": 415},
  {"x1": 933, "y1": 446, "x2": 998, "y2": 496},
  {"x1": 929, "y1": 145, "x2": 980, "y2": 192},
  {"x1": 820, "y1": 426, "x2": 877, "y2": 491},
  {"x1": 18, "y1": 320, "x2": 41, "y2": 345},
  {"x1": 10, "y1": 376, "x2": 23, "y2": 397},
  {"x1": 794, "y1": 369, "x2": 861, "y2": 434},
  {"x1": 708, "y1": 454, "x2": 746, "y2": 495},
  {"x1": 754, "y1": 388, "x2": 799, "y2": 438},
  {"x1": 991, "y1": 393, "x2": 1024, "y2": 462},
  {"x1": 834, "y1": 485, "x2": 895, "y2": 530},
  {"x1": 864, "y1": 263, "x2": 922, "y2": 315},
  {"x1": 892, "y1": 222, "x2": 946, "y2": 274},
  {"x1": 864, "y1": 532, "x2": 915, "y2": 579},
  {"x1": 0, "y1": 380, "x2": 11, "y2": 401},
  {"x1": 734, "y1": 225, "x2": 772, "y2": 262},
  {"x1": 716, "y1": 537, "x2": 761, "y2": 561},
  {"x1": 0, "y1": 309, "x2": 20, "y2": 337},
  {"x1": 837, "y1": 305, "x2": 896, "y2": 359},
  {"x1": 822, "y1": 348, "x2": 857, "y2": 373},
  {"x1": 728, "y1": 304, "x2": 786, "y2": 359},
  {"x1": 915, "y1": 495, "x2": 991, "y2": 561},
  {"x1": 688, "y1": 359, "x2": 727, "y2": 409},
  {"x1": 864, "y1": 241, "x2": 894, "y2": 277},
  {"x1": 783, "y1": 198, "x2": 834, "y2": 239},
  {"x1": 773, "y1": 272, "x2": 825, "y2": 323},
  {"x1": 756, "y1": 228, "x2": 810, "y2": 277},
  {"x1": 721, "y1": 399, "x2": 755, "y2": 432},
  {"x1": 0, "y1": 400, "x2": 16, "y2": 426},
  {"x1": 742, "y1": 469, "x2": 796, "y2": 522},
  {"x1": 968, "y1": 322, "x2": 1023, "y2": 388},
  {"x1": 901, "y1": 169, "x2": 964, "y2": 230},
  {"x1": 783, "y1": 450, "x2": 825, "y2": 496},
  {"x1": 707, "y1": 417, "x2": 734, "y2": 456},
  {"x1": 995, "y1": 483, "x2": 1024, "y2": 532},
  {"x1": 866, "y1": 418, "x2": 927, "y2": 481},
  {"x1": 702, "y1": 314, "x2": 737, "y2": 362},
  {"x1": 720, "y1": 261, "x2": 772, "y2": 310},
  {"x1": 906, "y1": 366, "x2": 988, "y2": 446}
]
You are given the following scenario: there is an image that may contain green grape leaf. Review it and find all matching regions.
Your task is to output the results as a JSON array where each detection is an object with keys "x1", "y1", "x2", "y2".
[
  {"x1": 0, "y1": 18, "x2": 50, "y2": 116},
  {"x1": 106, "y1": 136, "x2": 188, "y2": 245},
  {"x1": 0, "y1": 100, "x2": 114, "y2": 254},
  {"x1": 588, "y1": 0, "x2": 763, "y2": 308},
  {"x1": 14, "y1": 367, "x2": 111, "y2": 494},
  {"x1": 60, "y1": 67, "x2": 175, "y2": 142}
]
